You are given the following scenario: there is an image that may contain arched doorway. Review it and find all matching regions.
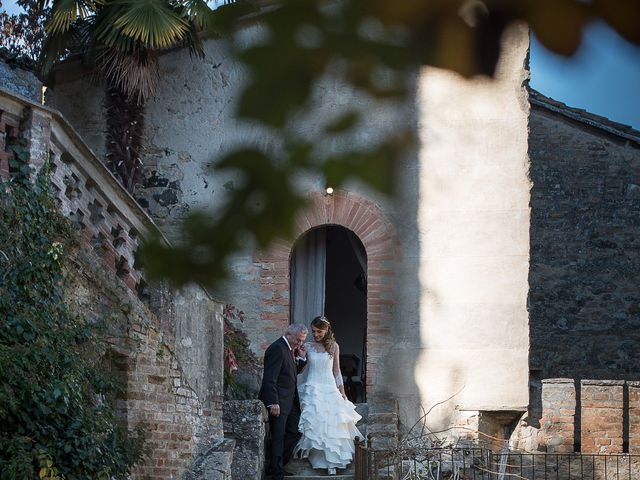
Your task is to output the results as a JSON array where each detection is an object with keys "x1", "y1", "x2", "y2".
[
  {"x1": 255, "y1": 190, "x2": 398, "y2": 400},
  {"x1": 290, "y1": 225, "x2": 367, "y2": 402}
]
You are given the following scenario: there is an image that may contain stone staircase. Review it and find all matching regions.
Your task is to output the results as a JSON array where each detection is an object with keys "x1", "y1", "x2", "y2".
[
  {"x1": 281, "y1": 398, "x2": 399, "y2": 480},
  {"x1": 284, "y1": 458, "x2": 354, "y2": 479},
  {"x1": 365, "y1": 397, "x2": 399, "y2": 450}
]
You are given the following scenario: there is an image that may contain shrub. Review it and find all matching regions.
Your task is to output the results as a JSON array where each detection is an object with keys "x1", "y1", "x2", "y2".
[{"x1": 0, "y1": 145, "x2": 144, "y2": 479}]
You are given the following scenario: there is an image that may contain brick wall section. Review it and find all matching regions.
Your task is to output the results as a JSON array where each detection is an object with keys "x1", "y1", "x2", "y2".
[
  {"x1": 629, "y1": 382, "x2": 640, "y2": 453},
  {"x1": 539, "y1": 378, "x2": 575, "y2": 453},
  {"x1": 254, "y1": 190, "x2": 399, "y2": 395},
  {"x1": 47, "y1": 143, "x2": 143, "y2": 292},
  {"x1": 528, "y1": 102, "x2": 640, "y2": 381},
  {"x1": 580, "y1": 380, "x2": 624, "y2": 453},
  {"x1": 70, "y1": 246, "x2": 221, "y2": 480},
  {"x1": 1, "y1": 88, "x2": 150, "y2": 296},
  {"x1": 124, "y1": 323, "x2": 211, "y2": 479}
]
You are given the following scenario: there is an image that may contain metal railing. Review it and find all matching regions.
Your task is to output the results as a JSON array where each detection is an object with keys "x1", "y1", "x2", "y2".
[{"x1": 354, "y1": 437, "x2": 640, "y2": 480}]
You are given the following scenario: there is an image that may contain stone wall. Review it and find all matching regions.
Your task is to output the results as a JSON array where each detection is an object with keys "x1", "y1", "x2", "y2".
[
  {"x1": 1, "y1": 81, "x2": 227, "y2": 478},
  {"x1": 223, "y1": 400, "x2": 268, "y2": 479},
  {"x1": 68, "y1": 248, "x2": 221, "y2": 479},
  {"x1": 528, "y1": 94, "x2": 640, "y2": 381},
  {"x1": 0, "y1": 50, "x2": 42, "y2": 102},
  {"x1": 523, "y1": 94, "x2": 640, "y2": 454}
]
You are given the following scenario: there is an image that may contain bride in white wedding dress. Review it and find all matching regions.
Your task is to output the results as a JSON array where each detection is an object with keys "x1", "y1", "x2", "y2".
[{"x1": 294, "y1": 316, "x2": 362, "y2": 475}]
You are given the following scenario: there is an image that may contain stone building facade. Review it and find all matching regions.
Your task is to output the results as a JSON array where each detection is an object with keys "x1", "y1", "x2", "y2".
[
  {"x1": 49, "y1": 22, "x2": 533, "y2": 441},
  {"x1": 523, "y1": 92, "x2": 640, "y2": 454},
  {"x1": 4, "y1": 12, "x2": 639, "y2": 479}
]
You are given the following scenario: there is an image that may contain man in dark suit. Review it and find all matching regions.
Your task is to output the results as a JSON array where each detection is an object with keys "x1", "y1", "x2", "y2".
[{"x1": 259, "y1": 323, "x2": 308, "y2": 480}]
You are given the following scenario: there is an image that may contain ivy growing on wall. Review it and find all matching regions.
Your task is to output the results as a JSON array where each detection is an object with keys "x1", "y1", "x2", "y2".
[{"x1": 0, "y1": 140, "x2": 144, "y2": 479}]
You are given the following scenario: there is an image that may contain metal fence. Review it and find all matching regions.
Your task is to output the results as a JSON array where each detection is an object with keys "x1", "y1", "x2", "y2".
[{"x1": 354, "y1": 437, "x2": 640, "y2": 480}]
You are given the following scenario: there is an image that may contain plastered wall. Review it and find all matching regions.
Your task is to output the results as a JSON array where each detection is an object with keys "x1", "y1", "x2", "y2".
[{"x1": 47, "y1": 23, "x2": 532, "y2": 435}]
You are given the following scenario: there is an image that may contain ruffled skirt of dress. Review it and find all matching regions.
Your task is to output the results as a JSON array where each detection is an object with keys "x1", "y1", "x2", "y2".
[{"x1": 294, "y1": 382, "x2": 363, "y2": 469}]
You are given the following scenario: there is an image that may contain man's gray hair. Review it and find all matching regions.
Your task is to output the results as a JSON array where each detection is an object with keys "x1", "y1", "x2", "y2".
[{"x1": 286, "y1": 323, "x2": 308, "y2": 335}]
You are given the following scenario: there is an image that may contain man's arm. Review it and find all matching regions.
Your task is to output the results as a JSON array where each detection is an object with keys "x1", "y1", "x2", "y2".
[{"x1": 262, "y1": 344, "x2": 283, "y2": 407}]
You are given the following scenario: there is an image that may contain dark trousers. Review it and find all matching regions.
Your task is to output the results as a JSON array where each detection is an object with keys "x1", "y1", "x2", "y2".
[{"x1": 268, "y1": 405, "x2": 301, "y2": 480}]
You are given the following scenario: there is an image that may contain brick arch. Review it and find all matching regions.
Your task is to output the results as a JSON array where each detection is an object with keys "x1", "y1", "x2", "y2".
[{"x1": 255, "y1": 190, "x2": 398, "y2": 391}]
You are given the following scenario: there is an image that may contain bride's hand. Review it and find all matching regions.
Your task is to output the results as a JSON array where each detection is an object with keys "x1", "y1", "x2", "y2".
[
  {"x1": 338, "y1": 386, "x2": 347, "y2": 400},
  {"x1": 298, "y1": 343, "x2": 307, "y2": 359}
]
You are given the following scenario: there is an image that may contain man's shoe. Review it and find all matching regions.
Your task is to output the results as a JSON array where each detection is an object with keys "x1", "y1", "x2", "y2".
[{"x1": 283, "y1": 469, "x2": 295, "y2": 476}]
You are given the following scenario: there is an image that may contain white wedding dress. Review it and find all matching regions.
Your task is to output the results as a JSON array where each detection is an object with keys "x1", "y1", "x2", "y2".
[{"x1": 294, "y1": 342, "x2": 363, "y2": 470}]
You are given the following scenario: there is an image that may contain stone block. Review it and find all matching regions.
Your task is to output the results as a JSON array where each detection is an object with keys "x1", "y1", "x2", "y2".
[
  {"x1": 223, "y1": 400, "x2": 268, "y2": 479},
  {"x1": 629, "y1": 381, "x2": 640, "y2": 453},
  {"x1": 185, "y1": 438, "x2": 235, "y2": 480},
  {"x1": 581, "y1": 380, "x2": 624, "y2": 453},
  {"x1": 539, "y1": 379, "x2": 576, "y2": 453}
]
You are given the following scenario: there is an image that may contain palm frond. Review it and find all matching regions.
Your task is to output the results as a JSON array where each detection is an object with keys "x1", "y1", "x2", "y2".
[
  {"x1": 101, "y1": 0, "x2": 191, "y2": 50},
  {"x1": 39, "y1": 21, "x2": 78, "y2": 73},
  {"x1": 183, "y1": 20, "x2": 205, "y2": 59},
  {"x1": 46, "y1": 0, "x2": 97, "y2": 34},
  {"x1": 93, "y1": 4, "x2": 136, "y2": 53},
  {"x1": 183, "y1": 0, "x2": 216, "y2": 30},
  {"x1": 98, "y1": 48, "x2": 160, "y2": 104}
]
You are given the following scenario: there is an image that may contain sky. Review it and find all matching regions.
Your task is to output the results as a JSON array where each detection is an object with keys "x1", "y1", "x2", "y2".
[
  {"x1": 2, "y1": 1, "x2": 639, "y2": 130},
  {"x1": 530, "y1": 22, "x2": 640, "y2": 130}
]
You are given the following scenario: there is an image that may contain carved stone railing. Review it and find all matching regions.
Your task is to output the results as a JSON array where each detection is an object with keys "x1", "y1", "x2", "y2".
[{"x1": 1, "y1": 87, "x2": 162, "y2": 294}]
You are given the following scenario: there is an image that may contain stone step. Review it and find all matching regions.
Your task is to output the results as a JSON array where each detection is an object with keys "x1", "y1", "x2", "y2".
[
  {"x1": 368, "y1": 412, "x2": 397, "y2": 423},
  {"x1": 283, "y1": 459, "x2": 355, "y2": 478},
  {"x1": 286, "y1": 475, "x2": 353, "y2": 480}
]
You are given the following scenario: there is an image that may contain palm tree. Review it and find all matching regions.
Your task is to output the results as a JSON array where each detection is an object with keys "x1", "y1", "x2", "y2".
[{"x1": 39, "y1": 0, "x2": 218, "y2": 192}]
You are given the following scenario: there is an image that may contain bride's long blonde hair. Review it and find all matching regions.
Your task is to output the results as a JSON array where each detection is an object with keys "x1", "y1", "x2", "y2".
[{"x1": 311, "y1": 315, "x2": 336, "y2": 356}]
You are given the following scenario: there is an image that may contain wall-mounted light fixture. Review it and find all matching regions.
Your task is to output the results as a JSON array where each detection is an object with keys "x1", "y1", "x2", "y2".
[{"x1": 325, "y1": 186, "x2": 334, "y2": 196}]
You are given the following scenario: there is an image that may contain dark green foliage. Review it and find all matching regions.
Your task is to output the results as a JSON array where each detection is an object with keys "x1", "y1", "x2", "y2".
[
  {"x1": 21, "y1": 0, "x2": 640, "y2": 290},
  {"x1": 138, "y1": 0, "x2": 640, "y2": 288},
  {"x1": 0, "y1": 143, "x2": 144, "y2": 479}
]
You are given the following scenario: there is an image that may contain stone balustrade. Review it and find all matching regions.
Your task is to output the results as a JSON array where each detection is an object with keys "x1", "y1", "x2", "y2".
[{"x1": 1, "y1": 87, "x2": 163, "y2": 295}]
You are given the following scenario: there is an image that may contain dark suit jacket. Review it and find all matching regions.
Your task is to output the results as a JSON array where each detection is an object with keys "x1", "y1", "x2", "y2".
[{"x1": 259, "y1": 337, "x2": 307, "y2": 413}]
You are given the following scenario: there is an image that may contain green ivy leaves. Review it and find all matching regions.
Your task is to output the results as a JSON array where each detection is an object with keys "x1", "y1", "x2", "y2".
[{"x1": 0, "y1": 160, "x2": 144, "y2": 479}]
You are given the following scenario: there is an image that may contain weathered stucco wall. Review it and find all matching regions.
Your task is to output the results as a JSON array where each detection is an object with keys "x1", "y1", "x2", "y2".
[
  {"x1": 152, "y1": 284, "x2": 226, "y2": 419},
  {"x1": 46, "y1": 69, "x2": 106, "y2": 160},
  {"x1": 408, "y1": 23, "x2": 531, "y2": 429}
]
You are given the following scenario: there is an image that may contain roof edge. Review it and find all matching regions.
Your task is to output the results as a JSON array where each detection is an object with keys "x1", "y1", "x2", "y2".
[{"x1": 528, "y1": 87, "x2": 640, "y2": 146}]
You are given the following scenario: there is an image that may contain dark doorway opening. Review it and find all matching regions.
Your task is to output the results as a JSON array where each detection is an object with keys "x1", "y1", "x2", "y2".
[{"x1": 290, "y1": 225, "x2": 367, "y2": 402}]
